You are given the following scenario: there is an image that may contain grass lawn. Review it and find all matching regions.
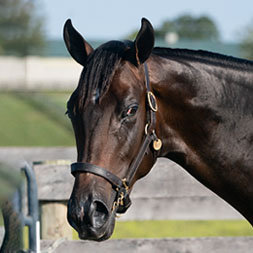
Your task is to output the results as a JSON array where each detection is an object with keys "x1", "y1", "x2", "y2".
[
  {"x1": 72, "y1": 220, "x2": 253, "y2": 239},
  {"x1": 0, "y1": 92, "x2": 74, "y2": 146},
  {"x1": 111, "y1": 220, "x2": 253, "y2": 238},
  {"x1": 1, "y1": 212, "x2": 252, "y2": 241},
  {"x1": 45, "y1": 92, "x2": 72, "y2": 108},
  {"x1": 1, "y1": 215, "x2": 252, "y2": 249}
]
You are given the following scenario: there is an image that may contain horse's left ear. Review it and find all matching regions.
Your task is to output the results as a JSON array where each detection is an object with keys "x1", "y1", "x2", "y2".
[
  {"x1": 63, "y1": 19, "x2": 93, "y2": 66},
  {"x1": 133, "y1": 18, "x2": 154, "y2": 65}
]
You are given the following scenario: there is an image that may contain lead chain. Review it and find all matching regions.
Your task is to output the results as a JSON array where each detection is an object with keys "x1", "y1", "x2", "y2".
[{"x1": 112, "y1": 191, "x2": 125, "y2": 212}]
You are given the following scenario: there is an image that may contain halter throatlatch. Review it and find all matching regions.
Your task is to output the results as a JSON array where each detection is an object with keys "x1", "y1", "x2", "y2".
[{"x1": 71, "y1": 62, "x2": 162, "y2": 214}]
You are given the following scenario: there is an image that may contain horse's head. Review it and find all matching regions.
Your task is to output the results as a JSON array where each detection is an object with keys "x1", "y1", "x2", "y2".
[{"x1": 64, "y1": 18, "x2": 161, "y2": 241}]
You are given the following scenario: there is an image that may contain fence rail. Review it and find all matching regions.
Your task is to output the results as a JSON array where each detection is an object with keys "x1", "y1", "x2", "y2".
[
  {"x1": 40, "y1": 237, "x2": 253, "y2": 253},
  {"x1": 0, "y1": 147, "x2": 76, "y2": 168},
  {"x1": 0, "y1": 147, "x2": 243, "y2": 222},
  {"x1": 33, "y1": 158, "x2": 243, "y2": 222}
]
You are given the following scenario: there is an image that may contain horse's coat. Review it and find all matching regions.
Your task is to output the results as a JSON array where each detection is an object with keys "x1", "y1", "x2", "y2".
[{"x1": 64, "y1": 18, "x2": 253, "y2": 241}]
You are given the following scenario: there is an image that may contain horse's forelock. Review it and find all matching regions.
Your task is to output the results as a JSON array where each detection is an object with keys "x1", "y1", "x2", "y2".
[{"x1": 73, "y1": 41, "x2": 128, "y2": 110}]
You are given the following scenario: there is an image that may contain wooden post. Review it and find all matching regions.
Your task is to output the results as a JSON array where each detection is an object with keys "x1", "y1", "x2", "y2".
[
  {"x1": 32, "y1": 161, "x2": 74, "y2": 240},
  {"x1": 40, "y1": 201, "x2": 72, "y2": 240}
]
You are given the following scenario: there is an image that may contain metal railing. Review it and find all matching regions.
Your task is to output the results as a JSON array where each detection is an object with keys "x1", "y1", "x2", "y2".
[
  {"x1": 22, "y1": 163, "x2": 40, "y2": 252},
  {"x1": 0, "y1": 163, "x2": 40, "y2": 253}
]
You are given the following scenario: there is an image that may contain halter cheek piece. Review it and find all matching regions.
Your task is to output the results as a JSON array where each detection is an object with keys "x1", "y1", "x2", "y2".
[{"x1": 71, "y1": 63, "x2": 162, "y2": 214}]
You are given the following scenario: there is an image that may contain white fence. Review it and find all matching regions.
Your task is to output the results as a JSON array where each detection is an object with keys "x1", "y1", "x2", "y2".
[{"x1": 0, "y1": 56, "x2": 82, "y2": 90}]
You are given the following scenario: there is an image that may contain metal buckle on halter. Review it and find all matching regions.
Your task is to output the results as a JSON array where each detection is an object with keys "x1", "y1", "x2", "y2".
[{"x1": 147, "y1": 91, "x2": 158, "y2": 112}]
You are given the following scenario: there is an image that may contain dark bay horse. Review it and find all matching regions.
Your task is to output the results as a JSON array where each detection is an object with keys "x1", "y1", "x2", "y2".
[{"x1": 63, "y1": 18, "x2": 253, "y2": 241}]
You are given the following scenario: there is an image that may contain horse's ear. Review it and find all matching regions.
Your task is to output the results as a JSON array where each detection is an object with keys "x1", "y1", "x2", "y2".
[
  {"x1": 63, "y1": 19, "x2": 93, "y2": 66},
  {"x1": 133, "y1": 18, "x2": 154, "y2": 65}
]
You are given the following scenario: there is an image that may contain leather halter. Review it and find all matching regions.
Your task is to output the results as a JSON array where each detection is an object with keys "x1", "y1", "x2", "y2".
[{"x1": 71, "y1": 62, "x2": 161, "y2": 214}]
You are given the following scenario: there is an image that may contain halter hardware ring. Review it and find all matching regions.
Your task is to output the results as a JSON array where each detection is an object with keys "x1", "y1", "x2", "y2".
[
  {"x1": 145, "y1": 124, "x2": 149, "y2": 135},
  {"x1": 147, "y1": 91, "x2": 158, "y2": 112},
  {"x1": 145, "y1": 123, "x2": 156, "y2": 136}
]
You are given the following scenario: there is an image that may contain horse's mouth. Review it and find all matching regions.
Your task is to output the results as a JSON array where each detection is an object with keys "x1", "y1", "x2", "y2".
[{"x1": 78, "y1": 228, "x2": 112, "y2": 241}]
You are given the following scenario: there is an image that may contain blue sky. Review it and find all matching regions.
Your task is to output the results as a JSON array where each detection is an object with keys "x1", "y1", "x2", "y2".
[{"x1": 40, "y1": 0, "x2": 253, "y2": 42}]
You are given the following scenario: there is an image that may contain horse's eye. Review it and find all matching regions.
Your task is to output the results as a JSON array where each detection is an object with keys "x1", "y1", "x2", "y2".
[{"x1": 122, "y1": 105, "x2": 138, "y2": 119}]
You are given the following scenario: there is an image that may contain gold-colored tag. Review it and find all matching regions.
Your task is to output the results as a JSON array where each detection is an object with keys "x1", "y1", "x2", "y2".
[{"x1": 153, "y1": 139, "x2": 162, "y2": 151}]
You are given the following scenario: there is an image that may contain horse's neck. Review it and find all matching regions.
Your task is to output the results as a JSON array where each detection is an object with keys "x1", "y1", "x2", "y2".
[
  {"x1": 149, "y1": 54, "x2": 253, "y2": 224},
  {"x1": 150, "y1": 55, "x2": 253, "y2": 163}
]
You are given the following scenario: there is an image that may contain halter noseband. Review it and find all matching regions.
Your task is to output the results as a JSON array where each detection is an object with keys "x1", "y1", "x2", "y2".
[{"x1": 71, "y1": 62, "x2": 162, "y2": 214}]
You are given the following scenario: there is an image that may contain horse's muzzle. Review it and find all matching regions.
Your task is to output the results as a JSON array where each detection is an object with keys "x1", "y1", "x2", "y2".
[{"x1": 67, "y1": 195, "x2": 115, "y2": 241}]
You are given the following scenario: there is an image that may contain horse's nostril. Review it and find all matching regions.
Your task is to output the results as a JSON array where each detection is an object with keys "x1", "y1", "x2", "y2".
[
  {"x1": 67, "y1": 198, "x2": 110, "y2": 232},
  {"x1": 90, "y1": 200, "x2": 109, "y2": 228}
]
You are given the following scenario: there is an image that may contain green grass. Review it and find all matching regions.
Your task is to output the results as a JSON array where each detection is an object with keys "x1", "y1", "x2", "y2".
[
  {"x1": 2, "y1": 212, "x2": 252, "y2": 240},
  {"x1": 46, "y1": 92, "x2": 71, "y2": 108},
  {"x1": 72, "y1": 220, "x2": 253, "y2": 239},
  {"x1": 0, "y1": 92, "x2": 74, "y2": 146},
  {"x1": 1, "y1": 212, "x2": 252, "y2": 244}
]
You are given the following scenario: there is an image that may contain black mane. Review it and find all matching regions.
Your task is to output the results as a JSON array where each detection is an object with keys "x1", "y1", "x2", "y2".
[{"x1": 153, "y1": 47, "x2": 253, "y2": 70}]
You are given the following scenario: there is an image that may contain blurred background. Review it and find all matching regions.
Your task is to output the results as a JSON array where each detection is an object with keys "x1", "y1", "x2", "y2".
[
  {"x1": 1, "y1": 0, "x2": 253, "y2": 245},
  {"x1": 1, "y1": 0, "x2": 253, "y2": 147}
]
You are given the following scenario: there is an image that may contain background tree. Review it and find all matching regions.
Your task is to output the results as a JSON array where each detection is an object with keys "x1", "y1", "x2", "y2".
[
  {"x1": 0, "y1": 0, "x2": 45, "y2": 56},
  {"x1": 155, "y1": 14, "x2": 220, "y2": 41},
  {"x1": 240, "y1": 21, "x2": 253, "y2": 60},
  {"x1": 127, "y1": 14, "x2": 220, "y2": 41}
]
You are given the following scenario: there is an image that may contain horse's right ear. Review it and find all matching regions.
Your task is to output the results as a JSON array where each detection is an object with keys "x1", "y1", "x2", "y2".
[
  {"x1": 124, "y1": 18, "x2": 154, "y2": 66},
  {"x1": 134, "y1": 18, "x2": 154, "y2": 65},
  {"x1": 63, "y1": 19, "x2": 93, "y2": 66}
]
